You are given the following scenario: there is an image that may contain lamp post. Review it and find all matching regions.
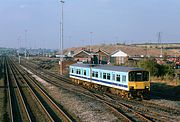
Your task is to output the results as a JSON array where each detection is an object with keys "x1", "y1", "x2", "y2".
[
  {"x1": 59, "y1": 0, "x2": 65, "y2": 75},
  {"x1": 60, "y1": 0, "x2": 65, "y2": 61},
  {"x1": 89, "y1": 32, "x2": 93, "y2": 52},
  {"x1": 25, "y1": 29, "x2": 27, "y2": 58}
]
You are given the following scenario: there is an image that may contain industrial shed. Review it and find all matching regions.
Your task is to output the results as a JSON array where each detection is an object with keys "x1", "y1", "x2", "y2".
[
  {"x1": 111, "y1": 50, "x2": 128, "y2": 65},
  {"x1": 96, "y1": 49, "x2": 110, "y2": 64},
  {"x1": 73, "y1": 50, "x2": 98, "y2": 63}
]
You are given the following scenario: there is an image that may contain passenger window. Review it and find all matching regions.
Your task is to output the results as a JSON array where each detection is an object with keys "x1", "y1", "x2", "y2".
[
  {"x1": 71, "y1": 68, "x2": 74, "y2": 73},
  {"x1": 95, "y1": 72, "x2": 98, "y2": 78},
  {"x1": 122, "y1": 75, "x2": 126, "y2": 82},
  {"x1": 103, "y1": 73, "x2": 106, "y2": 79},
  {"x1": 76, "y1": 69, "x2": 78, "y2": 74},
  {"x1": 116, "y1": 74, "x2": 120, "y2": 82},
  {"x1": 77, "y1": 69, "x2": 80, "y2": 74},
  {"x1": 84, "y1": 70, "x2": 86, "y2": 76},
  {"x1": 107, "y1": 73, "x2": 110, "y2": 80},
  {"x1": 92, "y1": 71, "x2": 95, "y2": 77}
]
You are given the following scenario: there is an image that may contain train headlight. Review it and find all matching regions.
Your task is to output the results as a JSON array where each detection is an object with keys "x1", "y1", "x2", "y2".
[{"x1": 146, "y1": 86, "x2": 149, "y2": 89}]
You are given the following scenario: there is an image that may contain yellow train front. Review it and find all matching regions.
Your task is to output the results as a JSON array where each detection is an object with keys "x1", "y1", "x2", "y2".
[
  {"x1": 128, "y1": 71, "x2": 150, "y2": 99},
  {"x1": 69, "y1": 63, "x2": 150, "y2": 100}
]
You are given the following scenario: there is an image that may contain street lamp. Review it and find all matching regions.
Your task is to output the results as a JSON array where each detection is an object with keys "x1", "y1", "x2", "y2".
[
  {"x1": 90, "y1": 32, "x2": 93, "y2": 52},
  {"x1": 25, "y1": 29, "x2": 27, "y2": 58},
  {"x1": 59, "y1": 0, "x2": 65, "y2": 75},
  {"x1": 60, "y1": 0, "x2": 65, "y2": 61}
]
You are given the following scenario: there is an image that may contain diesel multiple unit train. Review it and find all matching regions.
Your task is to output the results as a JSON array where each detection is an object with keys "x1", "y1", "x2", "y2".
[{"x1": 69, "y1": 63, "x2": 150, "y2": 99}]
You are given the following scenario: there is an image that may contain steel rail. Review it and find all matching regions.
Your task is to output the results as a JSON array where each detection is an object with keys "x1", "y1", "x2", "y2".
[
  {"x1": 4, "y1": 57, "x2": 13, "y2": 122},
  {"x1": 11, "y1": 58, "x2": 73, "y2": 122},
  {"x1": 105, "y1": 93, "x2": 179, "y2": 121},
  {"x1": 9, "y1": 59, "x2": 54, "y2": 122},
  {"x1": 6, "y1": 58, "x2": 32, "y2": 122}
]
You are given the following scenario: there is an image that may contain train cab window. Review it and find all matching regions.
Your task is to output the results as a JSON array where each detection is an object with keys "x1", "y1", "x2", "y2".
[
  {"x1": 122, "y1": 75, "x2": 126, "y2": 82},
  {"x1": 107, "y1": 73, "x2": 110, "y2": 80},
  {"x1": 103, "y1": 73, "x2": 106, "y2": 79},
  {"x1": 116, "y1": 74, "x2": 120, "y2": 82},
  {"x1": 129, "y1": 71, "x2": 149, "y2": 81},
  {"x1": 84, "y1": 70, "x2": 86, "y2": 76}
]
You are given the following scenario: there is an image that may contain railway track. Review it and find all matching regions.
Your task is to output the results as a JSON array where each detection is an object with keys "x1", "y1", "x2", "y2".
[
  {"x1": 5, "y1": 57, "x2": 31, "y2": 121},
  {"x1": 95, "y1": 92, "x2": 179, "y2": 122},
  {"x1": 0, "y1": 56, "x2": 13, "y2": 121},
  {"x1": 19, "y1": 58, "x2": 180, "y2": 122},
  {"x1": 5, "y1": 57, "x2": 74, "y2": 122},
  {"x1": 22, "y1": 66, "x2": 160, "y2": 121},
  {"x1": 10, "y1": 61, "x2": 54, "y2": 122}
]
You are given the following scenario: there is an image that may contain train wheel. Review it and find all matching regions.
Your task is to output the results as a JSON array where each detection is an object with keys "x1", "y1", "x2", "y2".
[
  {"x1": 143, "y1": 92, "x2": 150, "y2": 100},
  {"x1": 128, "y1": 93, "x2": 134, "y2": 100},
  {"x1": 101, "y1": 86, "x2": 108, "y2": 92}
]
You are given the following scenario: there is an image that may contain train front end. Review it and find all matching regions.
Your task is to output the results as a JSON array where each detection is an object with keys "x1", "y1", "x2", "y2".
[{"x1": 128, "y1": 71, "x2": 150, "y2": 99}]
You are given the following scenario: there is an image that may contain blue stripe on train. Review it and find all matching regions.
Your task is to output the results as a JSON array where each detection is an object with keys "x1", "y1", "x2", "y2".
[{"x1": 70, "y1": 74, "x2": 128, "y2": 88}]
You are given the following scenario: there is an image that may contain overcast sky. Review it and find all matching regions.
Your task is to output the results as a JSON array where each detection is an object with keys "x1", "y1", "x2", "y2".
[{"x1": 0, "y1": 0, "x2": 180, "y2": 49}]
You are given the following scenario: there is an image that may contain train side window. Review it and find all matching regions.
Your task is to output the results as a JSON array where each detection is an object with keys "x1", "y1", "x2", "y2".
[
  {"x1": 77, "y1": 69, "x2": 80, "y2": 74},
  {"x1": 71, "y1": 68, "x2": 74, "y2": 73},
  {"x1": 112, "y1": 74, "x2": 115, "y2": 81},
  {"x1": 92, "y1": 71, "x2": 95, "y2": 77},
  {"x1": 103, "y1": 73, "x2": 106, "y2": 79},
  {"x1": 107, "y1": 73, "x2": 110, "y2": 80},
  {"x1": 116, "y1": 74, "x2": 120, "y2": 82},
  {"x1": 76, "y1": 69, "x2": 78, "y2": 74},
  {"x1": 122, "y1": 75, "x2": 126, "y2": 82},
  {"x1": 84, "y1": 70, "x2": 86, "y2": 76}
]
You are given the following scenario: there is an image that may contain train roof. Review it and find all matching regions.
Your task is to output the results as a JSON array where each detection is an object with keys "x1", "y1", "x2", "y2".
[{"x1": 70, "y1": 63, "x2": 145, "y2": 72}]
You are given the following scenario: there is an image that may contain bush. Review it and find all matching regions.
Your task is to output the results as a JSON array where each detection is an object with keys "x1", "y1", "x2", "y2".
[
  {"x1": 138, "y1": 59, "x2": 159, "y2": 76},
  {"x1": 138, "y1": 59, "x2": 175, "y2": 79}
]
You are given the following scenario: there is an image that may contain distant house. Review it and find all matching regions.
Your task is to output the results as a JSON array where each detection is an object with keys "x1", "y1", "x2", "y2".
[
  {"x1": 67, "y1": 51, "x2": 74, "y2": 57},
  {"x1": 73, "y1": 50, "x2": 98, "y2": 64},
  {"x1": 111, "y1": 50, "x2": 128, "y2": 65},
  {"x1": 96, "y1": 49, "x2": 110, "y2": 64}
]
